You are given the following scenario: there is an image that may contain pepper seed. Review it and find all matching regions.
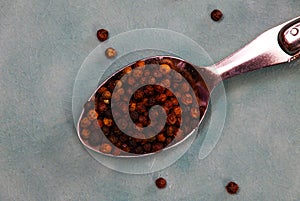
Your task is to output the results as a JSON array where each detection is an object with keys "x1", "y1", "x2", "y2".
[
  {"x1": 105, "y1": 47, "x2": 117, "y2": 58},
  {"x1": 97, "y1": 29, "x2": 109, "y2": 42},
  {"x1": 155, "y1": 177, "x2": 167, "y2": 189},
  {"x1": 226, "y1": 181, "x2": 239, "y2": 195},
  {"x1": 211, "y1": 9, "x2": 223, "y2": 21}
]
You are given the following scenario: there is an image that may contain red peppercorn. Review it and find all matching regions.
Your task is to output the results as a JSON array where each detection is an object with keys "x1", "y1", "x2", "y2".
[
  {"x1": 143, "y1": 143, "x2": 152, "y2": 152},
  {"x1": 118, "y1": 102, "x2": 128, "y2": 113},
  {"x1": 130, "y1": 111, "x2": 139, "y2": 121},
  {"x1": 119, "y1": 135, "x2": 129, "y2": 143},
  {"x1": 165, "y1": 137, "x2": 172, "y2": 144},
  {"x1": 226, "y1": 181, "x2": 239, "y2": 195},
  {"x1": 147, "y1": 97, "x2": 156, "y2": 106},
  {"x1": 157, "y1": 133, "x2": 166, "y2": 142},
  {"x1": 181, "y1": 93, "x2": 193, "y2": 105},
  {"x1": 121, "y1": 143, "x2": 130, "y2": 152},
  {"x1": 211, "y1": 9, "x2": 223, "y2": 21},
  {"x1": 164, "y1": 100, "x2": 173, "y2": 110},
  {"x1": 117, "y1": 118, "x2": 128, "y2": 130},
  {"x1": 96, "y1": 29, "x2": 109, "y2": 42},
  {"x1": 129, "y1": 102, "x2": 136, "y2": 112},
  {"x1": 161, "y1": 79, "x2": 171, "y2": 88},
  {"x1": 154, "y1": 85, "x2": 164, "y2": 93},
  {"x1": 190, "y1": 107, "x2": 200, "y2": 119},
  {"x1": 152, "y1": 142, "x2": 164, "y2": 152},
  {"x1": 127, "y1": 76, "x2": 135, "y2": 86},
  {"x1": 134, "y1": 89, "x2": 144, "y2": 100},
  {"x1": 135, "y1": 146, "x2": 143, "y2": 154},
  {"x1": 181, "y1": 82, "x2": 190, "y2": 93},
  {"x1": 99, "y1": 143, "x2": 112, "y2": 154},
  {"x1": 156, "y1": 94, "x2": 167, "y2": 103},
  {"x1": 101, "y1": 126, "x2": 110, "y2": 135},
  {"x1": 167, "y1": 114, "x2": 177, "y2": 125},
  {"x1": 136, "y1": 102, "x2": 146, "y2": 113},
  {"x1": 102, "y1": 91, "x2": 112, "y2": 99},
  {"x1": 173, "y1": 106, "x2": 182, "y2": 117},
  {"x1": 105, "y1": 47, "x2": 117, "y2": 58},
  {"x1": 166, "y1": 126, "x2": 175, "y2": 136},
  {"x1": 160, "y1": 58, "x2": 175, "y2": 68},
  {"x1": 143, "y1": 69, "x2": 151, "y2": 77},
  {"x1": 135, "y1": 60, "x2": 145, "y2": 68},
  {"x1": 170, "y1": 97, "x2": 179, "y2": 106},
  {"x1": 138, "y1": 115, "x2": 148, "y2": 126},
  {"x1": 155, "y1": 177, "x2": 167, "y2": 189},
  {"x1": 174, "y1": 129, "x2": 184, "y2": 141},
  {"x1": 173, "y1": 73, "x2": 182, "y2": 82},
  {"x1": 108, "y1": 135, "x2": 118, "y2": 144},
  {"x1": 88, "y1": 131, "x2": 102, "y2": 146}
]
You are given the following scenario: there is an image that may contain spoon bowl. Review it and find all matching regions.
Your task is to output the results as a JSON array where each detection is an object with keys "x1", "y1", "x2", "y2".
[{"x1": 78, "y1": 56, "x2": 212, "y2": 157}]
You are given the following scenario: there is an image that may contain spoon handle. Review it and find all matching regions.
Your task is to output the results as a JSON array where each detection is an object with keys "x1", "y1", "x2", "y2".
[{"x1": 214, "y1": 16, "x2": 300, "y2": 80}]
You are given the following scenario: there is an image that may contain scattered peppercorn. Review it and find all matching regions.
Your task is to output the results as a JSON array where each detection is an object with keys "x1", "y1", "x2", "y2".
[
  {"x1": 155, "y1": 177, "x2": 167, "y2": 189},
  {"x1": 226, "y1": 181, "x2": 239, "y2": 195},
  {"x1": 105, "y1": 47, "x2": 117, "y2": 58},
  {"x1": 97, "y1": 29, "x2": 109, "y2": 42},
  {"x1": 211, "y1": 9, "x2": 223, "y2": 21}
]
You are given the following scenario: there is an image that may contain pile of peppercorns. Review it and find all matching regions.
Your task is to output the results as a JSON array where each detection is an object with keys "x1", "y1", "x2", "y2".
[{"x1": 78, "y1": 57, "x2": 208, "y2": 155}]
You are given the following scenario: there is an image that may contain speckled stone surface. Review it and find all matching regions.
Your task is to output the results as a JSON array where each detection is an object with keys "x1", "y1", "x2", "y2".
[{"x1": 0, "y1": 1, "x2": 299, "y2": 200}]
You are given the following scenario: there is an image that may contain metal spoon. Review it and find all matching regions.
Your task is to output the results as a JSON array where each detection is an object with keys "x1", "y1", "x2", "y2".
[{"x1": 78, "y1": 16, "x2": 300, "y2": 158}]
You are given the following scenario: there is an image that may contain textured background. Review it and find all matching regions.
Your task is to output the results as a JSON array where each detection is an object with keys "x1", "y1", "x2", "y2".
[{"x1": 0, "y1": 0, "x2": 299, "y2": 200}]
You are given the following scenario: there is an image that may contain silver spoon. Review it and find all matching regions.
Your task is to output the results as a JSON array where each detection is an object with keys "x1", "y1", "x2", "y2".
[{"x1": 78, "y1": 16, "x2": 300, "y2": 159}]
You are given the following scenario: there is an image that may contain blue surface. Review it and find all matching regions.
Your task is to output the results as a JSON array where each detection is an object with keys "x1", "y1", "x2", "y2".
[{"x1": 0, "y1": 1, "x2": 299, "y2": 200}]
